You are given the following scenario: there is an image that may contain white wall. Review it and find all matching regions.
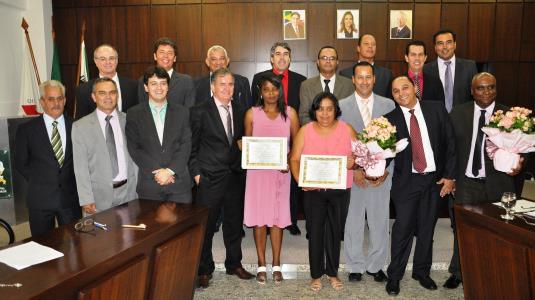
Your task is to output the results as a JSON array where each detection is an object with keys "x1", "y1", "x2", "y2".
[{"x1": 0, "y1": 0, "x2": 52, "y2": 117}]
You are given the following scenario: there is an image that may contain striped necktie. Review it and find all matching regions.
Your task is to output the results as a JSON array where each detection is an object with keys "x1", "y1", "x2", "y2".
[
  {"x1": 51, "y1": 121, "x2": 64, "y2": 167},
  {"x1": 361, "y1": 98, "x2": 371, "y2": 127}
]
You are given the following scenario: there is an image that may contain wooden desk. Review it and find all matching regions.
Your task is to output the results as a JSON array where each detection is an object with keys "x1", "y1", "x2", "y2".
[
  {"x1": 0, "y1": 200, "x2": 208, "y2": 300},
  {"x1": 455, "y1": 203, "x2": 535, "y2": 300}
]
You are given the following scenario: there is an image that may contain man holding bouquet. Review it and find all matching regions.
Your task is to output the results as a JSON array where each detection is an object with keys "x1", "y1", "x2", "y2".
[
  {"x1": 384, "y1": 75, "x2": 456, "y2": 296},
  {"x1": 445, "y1": 72, "x2": 523, "y2": 289},
  {"x1": 339, "y1": 61, "x2": 395, "y2": 283}
]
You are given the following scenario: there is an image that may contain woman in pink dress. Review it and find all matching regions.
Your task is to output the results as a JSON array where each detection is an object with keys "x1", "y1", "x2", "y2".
[
  {"x1": 290, "y1": 92, "x2": 357, "y2": 292},
  {"x1": 243, "y1": 74, "x2": 299, "y2": 284}
]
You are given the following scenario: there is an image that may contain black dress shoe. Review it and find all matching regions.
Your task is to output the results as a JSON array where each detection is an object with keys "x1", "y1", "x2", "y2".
[
  {"x1": 366, "y1": 270, "x2": 388, "y2": 282},
  {"x1": 226, "y1": 266, "x2": 254, "y2": 280},
  {"x1": 197, "y1": 274, "x2": 212, "y2": 288},
  {"x1": 286, "y1": 224, "x2": 301, "y2": 235},
  {"x1": 386, "y1": 279, "x2": 400, "y2": 295},
  {"x1": 348, "y1": 272, "x2": 362, "y2": 282},
  {"x1": 443, "y1": 275, "x2": 462, "y2": 289},
  {"x1": 412, "y1": 273, "x2": 437, "y2": 290}
]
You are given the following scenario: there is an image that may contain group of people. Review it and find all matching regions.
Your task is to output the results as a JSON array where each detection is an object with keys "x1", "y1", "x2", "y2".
[{"x1": 14, "y1": 29, "x2": 524, "y2": 296}]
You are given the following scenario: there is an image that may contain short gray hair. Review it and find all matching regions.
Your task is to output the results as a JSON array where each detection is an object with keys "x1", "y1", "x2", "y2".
[
  {"x1": 39, "y1": 80, "x2": 65, "y2": 99},
  {"x1": 471, "y1": 72, "x2": 495, "y2": 86},
  {"x1": 206, "y1": 45, "x2": 228, "y2": 59},
  {"x1": 93, "y1": 44, "x2": 118, "y2": 59},
  {"x1": 270, "y1": 42, "x2": 291, "y2": 58},
  {"x1": 210, "y1": 68, "x2": 234, "y2": 84}
]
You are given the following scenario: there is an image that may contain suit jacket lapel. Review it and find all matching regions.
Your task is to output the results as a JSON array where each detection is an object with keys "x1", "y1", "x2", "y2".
[
  {"x1": 37, "y1": 116, "x2": 57, "y2": 164},
  {"x1": 420, "y1": 104, "x2": 437, "y2": 152},
  {"x1": 142, "y1": 103, "x2": 162, "y2": 147},
  {"x1": 349, "y1": 94, "x2": 365, "y2": 131},
  {"x1": 161, "y1": 104, "x2": 175, "y2": 148},
  {"x1": 209, "y1": 99, "x2": 230, "y2": 146}
]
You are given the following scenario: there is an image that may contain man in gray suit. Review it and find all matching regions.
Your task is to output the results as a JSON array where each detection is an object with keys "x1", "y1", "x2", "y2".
[
  {"x1": 339, "y1": 34, "x2": 393, "y2": 98},
  {"x1": 423, "y1": 29, "x2": 477, "y2": 112},
  {"x1": 73, "y1": 77, "x2": 137, "y2": 214},
  {"x1": 299, "y1": 46, "x2": 354, "y2": 125},
  {"x1": 339, "y1": 61, "x2": 395, "y2": 283},
  {"x1": 138, "y1": 37, "x2": 196, "y2": 108}
]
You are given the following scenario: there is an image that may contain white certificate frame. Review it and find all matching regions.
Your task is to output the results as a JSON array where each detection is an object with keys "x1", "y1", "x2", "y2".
[
  {"x1": 298, "y1": 155, "x2": 347, "y2": 190},
  {"x1": 241, "y1": 136, "x2": 288, "y2": 170}
]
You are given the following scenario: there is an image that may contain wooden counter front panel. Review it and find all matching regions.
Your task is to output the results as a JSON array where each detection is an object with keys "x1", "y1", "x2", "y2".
[
  {"x1": 457, "y1": 217, "x2": 532, "y2": 300},
  {"x1": 78, "y1": 255, "x2": 149, "y2": 300},
  {"x1": 149, "y1": 224, "x2": 204, "y2": 300}
]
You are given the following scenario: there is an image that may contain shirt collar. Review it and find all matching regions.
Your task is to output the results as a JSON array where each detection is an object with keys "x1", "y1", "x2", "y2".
[
  {"x1": 400, "y1": 99, "x2": 421, "y2": 114},
  {"x1": 43, "y1": 113, "x2": 64, "y2": 124},
  {"x1": 474, "y1": 101, "x2": 495, "y2": 114},
  {"x1": 437, "y1": 55, "x2": 456, "y2": 65},
  {"x1": 272, "y1": 68, "x2": 289, "y2": 78},
  {"x1": 167, "y1": 69, "x2": 173, "y2": 79},
  {"x1": 214, "y1": 96, "x2": 232, "y2": 108},
  {"x1": 96, "y1": 107, "x2": 118, "y2": 120},
  {"x1": 149, "y1": 100, "x2": 168, "y2": 111},
  {"x1": 320, "y1": 73, "x2": 336, "y2": 82}
]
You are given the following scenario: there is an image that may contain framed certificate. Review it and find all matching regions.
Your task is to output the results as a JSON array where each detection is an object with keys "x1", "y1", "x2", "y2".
[
  {"x1": 298, "y1": 155, "x2": 347, "y2": 189},
  {"x1": 242, "y1": 136, "x2": 288, "y2": 170}
]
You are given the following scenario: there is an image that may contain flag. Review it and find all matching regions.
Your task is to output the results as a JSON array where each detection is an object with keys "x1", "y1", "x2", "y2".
[
  {"x1": 51, "y1": 31, "x2": 61, "y2": 81},
  {"x1": 77, "y1": 39, "x2": 89, "y2": 84},
  {"x1": 19, "y1": 37, "x2": 40, "y2": 116}
]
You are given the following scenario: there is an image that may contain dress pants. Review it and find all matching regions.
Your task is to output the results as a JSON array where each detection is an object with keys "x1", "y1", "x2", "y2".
[
  {"x1": 28, "y1": 206, "x2": 81, "y2": 237},
  {"x1": 304, "y1": 188, "x2": 350, "y2": 279},
  {"x1": 289, "y1": 178, "x2": 300, "y2": 227},
  {"x1": 344, "y1": 184, "x2": 390, "y2": 273},
  {"x1": 448, "y1": 177, "x2": 490, "y2": 279},
  {"x1": 387, "y1": 172, "x2": 440, "y2": 280},
  {"x1": 196, "y1": 170, "x2": 245, "y2": 275}
]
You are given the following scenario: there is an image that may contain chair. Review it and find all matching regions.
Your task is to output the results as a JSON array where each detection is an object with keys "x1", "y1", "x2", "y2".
[{"x1": 0, "y1": 218, "x2": 15, "y2": 245}]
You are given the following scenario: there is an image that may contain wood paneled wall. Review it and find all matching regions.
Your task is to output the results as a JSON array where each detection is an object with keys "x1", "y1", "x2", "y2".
[{"x1": 52, "y1": 0, "x2": 535, "y2": 114}]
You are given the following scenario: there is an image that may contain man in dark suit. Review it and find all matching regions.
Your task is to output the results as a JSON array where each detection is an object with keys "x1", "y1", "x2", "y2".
[
  {"x1": 423, "y1": 29, "x2": 478, "y2": 112},
  {"x1": 251, "y1": 42, "x2": 306, "y2": 235},
  {"x1": 444, "y1": 72, "x2": 523, "y2": 289},
  {"x1": 75, "y1": 44, "x2": 138, "y2": 119},
  {"x1": 194, "y1": 45, "x2": 251, "y2": 108},
  {"x1": 137, "y1": 37, "x2": 196, "y2": 108},
  {"x1": 15, "y1": 80, "x2": 81, "y2": 236},
  {"x1": 284, "y1": 12, "x2": 305, "y2": 39},
  {"x1": 190, "y1": 68, "x2": 253, "y2": 288},
  {"x1": 405, "y1": 41, "x2": 445, "y2": 103},
  {"x1": 384, "y1": 76, "x2": 456, "y2": 296},
  {"x1": 299, "y1": 46, "x2": 354, "y2": 125},
  {"x1": 126, "y1": 66, "x2": 193, "y2": 203},
  {"x1": 390, "y1": 11, "x2": 411, "y2": 39},
  {"x1": 339, "y1": 34, "x2": 393, "y2": 98}
]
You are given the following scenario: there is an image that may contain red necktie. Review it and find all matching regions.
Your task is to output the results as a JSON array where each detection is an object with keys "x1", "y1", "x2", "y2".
[{"x1": 409, "y1": 109, "x2": 427, "y2": 173}]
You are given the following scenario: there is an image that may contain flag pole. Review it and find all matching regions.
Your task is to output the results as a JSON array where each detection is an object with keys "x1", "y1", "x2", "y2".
[
  {"x1": 75, "y1": 20, "x2": 86, "y2": 86},
  {"x1": 21, "y1": 18, "x2": 41, "y2": 85},
  {"x1": 73, "y1": 20, "x2": 86, "y2": 118}
]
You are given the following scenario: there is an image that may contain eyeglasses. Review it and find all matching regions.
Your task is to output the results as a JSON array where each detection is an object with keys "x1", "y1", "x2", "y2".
[
  {"x1": 319, "y1": 56, "x2": 337, "y2": 62},
  {"x1": 74, "y1": 218, "x2": 94, "y2": 233},
  {"x1": 95, "y1": 56, "x2": 117, "y2": 62}
]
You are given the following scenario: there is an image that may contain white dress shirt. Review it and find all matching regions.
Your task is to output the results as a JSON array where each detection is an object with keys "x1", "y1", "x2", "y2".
[
  {"x1": 354, "y1": 92, "x2": 375, "y2": 125},
  {"x1": 465, "y1": 101, "x2": 495, "y2": 178},
  {"x1": 214, "y1": 97, "x2": 234, "y2": 137},
  {"x1": 96, "y1": 108, "x2": 127, "y2": 181},
  {"x1": 400, "y1": 101, "x2": 437, "y2": 173},
  {"x1": 43, "y1": 113, "x2": 66, "y2": 154},
  {"x1": 437, "y1": 55, "x2": 456, "y2": 89},
  {"x1": 320, "y1": 74, "x2": 336, "y2": 92}
]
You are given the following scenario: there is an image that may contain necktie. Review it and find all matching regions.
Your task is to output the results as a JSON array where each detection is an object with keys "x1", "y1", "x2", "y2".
[
  {"x1": 51, "y1": 121, "x2": 64, "y2": 167},
  {"x1": 409, "y1": 109, "x2": 427, "y2": 173},
  {"x1": 324, "y1": 79, "x2": 331, "y2": 93},
  {"x1": 105, "y1": 115, "x2": 119, "y2": 178},
  {"x1": 221, "y1": 105, "x2": 233, "y2": 145},
  {"x1": 472, "y1": 109, "x2": 486, "y2": 177},
  {"x1": 414, "y1": 74, "x2": 421, "y2": 99},
  {"x1": 444, "y1": 61, "x2": 453, "y2": 112},
  {"x1": 361, "y1": 98, "x2": 371, "y2": 127}
]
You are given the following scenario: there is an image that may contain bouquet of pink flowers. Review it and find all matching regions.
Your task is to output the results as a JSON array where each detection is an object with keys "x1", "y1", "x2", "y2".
[
  {"x1": 482, "y1": 107, "x2": 535, "y2": 173},
  {"x1": 351, "y1": 116, "x2": 408, "y2": 177}
]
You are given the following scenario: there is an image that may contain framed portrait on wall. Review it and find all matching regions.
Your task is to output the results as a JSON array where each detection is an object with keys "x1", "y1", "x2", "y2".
[
  {"x1": 390, "y1": 10, "x2": 412, "y2": 39},
  {"x1": 283, "y1": 10, "x2": 306, "y2": 40},
  {"x1": 336, "y1": 10, "x2": 359, "y2": 39}
]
